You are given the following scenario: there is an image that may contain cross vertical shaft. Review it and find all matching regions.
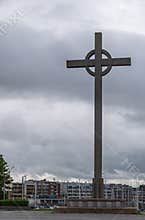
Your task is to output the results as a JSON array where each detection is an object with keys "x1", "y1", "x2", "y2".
[{"x1": 93, "y1": 33, "x2": 104, "y2": 198}]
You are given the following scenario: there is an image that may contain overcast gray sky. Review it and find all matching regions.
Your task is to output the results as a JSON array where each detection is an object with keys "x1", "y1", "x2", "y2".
[{"x1": 0, "y1": 0, "x2": 145, "y2": 184}]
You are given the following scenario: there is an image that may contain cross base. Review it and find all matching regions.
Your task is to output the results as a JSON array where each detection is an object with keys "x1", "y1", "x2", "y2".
[{"x1": 93, "y1": 177, "x2": 104, "y2": 198}]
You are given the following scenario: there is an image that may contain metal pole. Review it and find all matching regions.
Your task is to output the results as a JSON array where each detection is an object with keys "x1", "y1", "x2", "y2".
[
  {"x1": 136, "y1": 179, "x2": 139, "y2": 211},
  {"x1": 34, "y1": 181, "x2": 37, "y2": 208},
  {"x1": 142, "y1": 188, "x2": 143, "y2": 209},
  {"x1": 24, "y1": 176, "x2": 27, "y2": 200},
  {"x1": 22, "y1": 176, "x2": 24, "y2": 200},
  {"x1": 3, "y1": 178, "x2": 5, "y2": 200},
  {"x1": 22, "y1": 175, "x2": 27, "y2": 200},
  {"x1": 78, "y1": 179, "x2": 81, "y2": 199},
  {"x1": 2, "y1": 165, "x2": 5, "y2": 200}
]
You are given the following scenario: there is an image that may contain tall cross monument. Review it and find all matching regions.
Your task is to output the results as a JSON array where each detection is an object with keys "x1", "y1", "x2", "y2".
[{"x1": 66, "y1": 32, "x2": 131, "y2": 198}]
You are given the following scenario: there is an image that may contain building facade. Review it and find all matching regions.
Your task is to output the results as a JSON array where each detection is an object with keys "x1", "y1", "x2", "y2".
[
  {"x1": 60, "y1": 181, "x2": 92, "y2": 199},
  {"x1": 11, "y1": 179, "x2": 61, "y2": 207},
  {"x1": 11, "y1": 179, "x2": 145, "y2": 209},
  {"x1": 104, "y1": 184, "x2": 135, "y2": 201}
]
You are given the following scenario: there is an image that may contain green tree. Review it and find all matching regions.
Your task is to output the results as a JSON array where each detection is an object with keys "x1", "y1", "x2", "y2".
[{"x1": 0, "y1": 155, "x2": 13, "y2": 200}]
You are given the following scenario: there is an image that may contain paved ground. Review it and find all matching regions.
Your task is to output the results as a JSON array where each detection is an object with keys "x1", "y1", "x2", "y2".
[{"x1": 0, "y1": 211, "x2": 144, "y2": 220}]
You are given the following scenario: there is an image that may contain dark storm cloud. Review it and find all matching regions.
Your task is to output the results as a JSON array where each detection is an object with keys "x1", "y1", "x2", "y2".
[
  {"x1": 0, "y1": 0, "x2": 145, "y2": 181},
  {"x1": 0, "y1": 27, "x2": 144, "y2": 109},
  {"x1": 0, "y1": 25, "x2": 93, "y2": 102},
  {"x1": 0, "y1": 26, "x2": 145, "y2": 180},
  {"x1": 119, "y1": 112, "x2": 145, "y2": 126},
  {"x1": 103, "y1": 32, "x2": 145, "y2": 111},
  {"x1": 0, "y1": 27, "x2": 145, "y2": 135}
]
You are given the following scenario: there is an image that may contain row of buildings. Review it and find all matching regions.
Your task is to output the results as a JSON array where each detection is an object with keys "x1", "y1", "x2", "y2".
[
  {"x1": 5, "y1": 179, "x2": 145, "y2": 209},
  {"x1": 11, "y1": 180, "x2": 92, "y2": 207}
]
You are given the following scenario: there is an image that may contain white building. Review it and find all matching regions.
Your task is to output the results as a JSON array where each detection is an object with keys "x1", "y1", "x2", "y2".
[{"x1": 60, "y1": 181, "x2": 92, "y2": 199}]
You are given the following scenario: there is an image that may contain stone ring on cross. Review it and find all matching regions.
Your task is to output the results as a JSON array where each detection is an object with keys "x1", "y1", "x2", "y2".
[{"x1": 85, "y1": 49, "x2": 112, "y2": 77}]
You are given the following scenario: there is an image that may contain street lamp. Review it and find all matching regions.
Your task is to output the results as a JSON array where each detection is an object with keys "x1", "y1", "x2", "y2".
[{"x1": 22, "y1": 175, "x2": 27, "y2": 200}]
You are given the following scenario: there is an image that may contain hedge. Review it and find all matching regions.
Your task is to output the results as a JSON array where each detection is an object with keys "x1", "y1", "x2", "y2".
[{"x1": 0, "y1": 200, "x2": 28, "y2": 206}]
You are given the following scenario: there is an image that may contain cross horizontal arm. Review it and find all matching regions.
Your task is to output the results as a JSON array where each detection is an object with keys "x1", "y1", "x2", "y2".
[
  {"x1": 67, "y1": 59, "x2": 94, "y2": 68},
  {"x1": 66, "y1": 57, "x2": 131, "y2": 68},
  {"x1": 103, "y1": 58, "x2": 131, "y2": 66}
]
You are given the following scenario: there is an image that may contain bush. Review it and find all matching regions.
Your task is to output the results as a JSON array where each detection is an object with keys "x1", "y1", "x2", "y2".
[{"x1": 0, "y1": 199, "x2": 28, "y2": 206}]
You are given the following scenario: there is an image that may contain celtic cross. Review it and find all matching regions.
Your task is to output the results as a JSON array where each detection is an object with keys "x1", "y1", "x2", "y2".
[{"x1": 66, "y1": 32, "x2": 131, "y2": 198}]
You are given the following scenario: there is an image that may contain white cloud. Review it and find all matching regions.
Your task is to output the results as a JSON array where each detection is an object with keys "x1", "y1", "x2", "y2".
[{"x1": 2, "y1": 0, "x2": 143, "y2": 36}]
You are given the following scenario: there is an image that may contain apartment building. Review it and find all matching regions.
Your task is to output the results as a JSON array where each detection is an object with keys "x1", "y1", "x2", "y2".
[
  {"x1": 11, "y1": 179, "x2": 60, "y2": 200},
  {"x1": 104, "y1": 184, "x2": 136, "y2": 201},
  {"x1": 60, "y1": 181, "x2": 92, "y2": 199}
]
